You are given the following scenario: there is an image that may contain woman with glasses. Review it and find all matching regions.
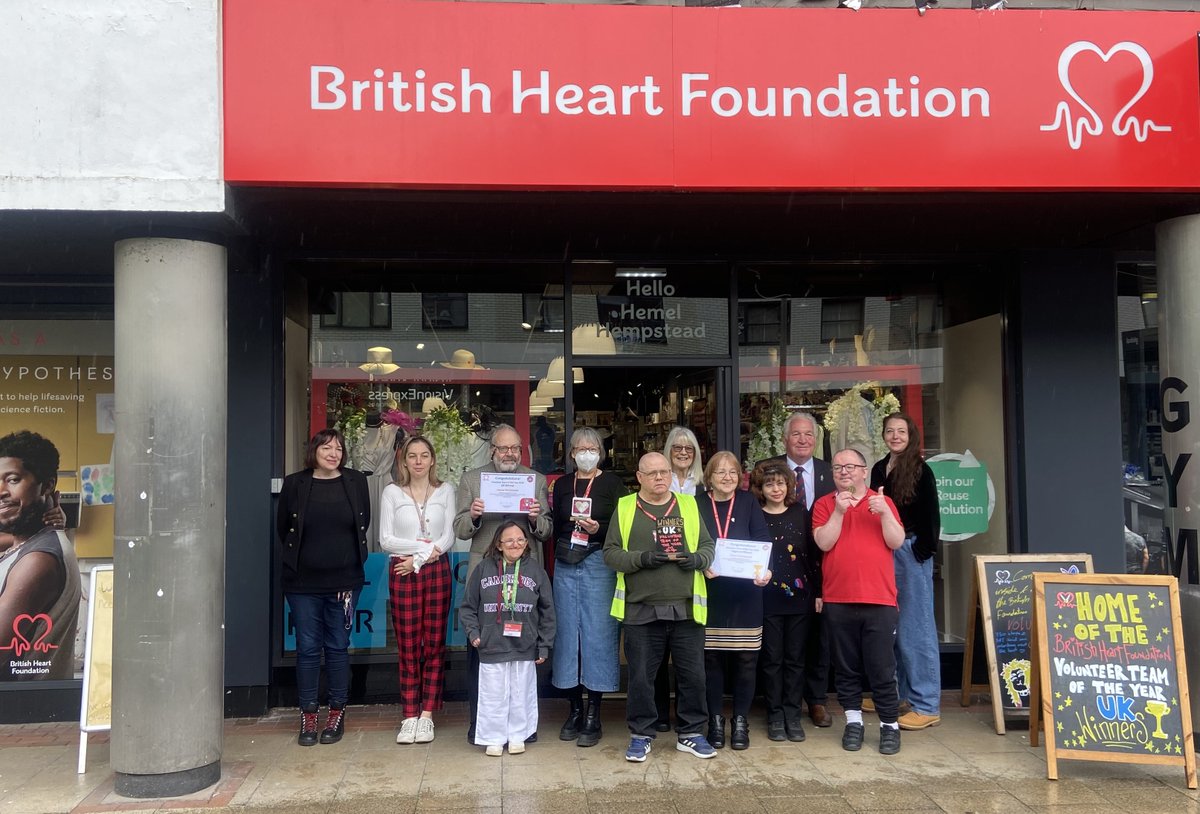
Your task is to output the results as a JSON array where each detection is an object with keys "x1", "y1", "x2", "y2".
[
  {"x1": 663, "y1": 426, "x2": 704, "y2": 496},
  {"x1": 379, "y1": 435, "x2": 456, "y2": 745},
  {"x1": 870, "y1": 413, "x2": 942, "y2": 731},
  {"x1": 699, "y1": 451, "x2": 772, "y2": 749},
  {"x1": 277, "y1": 428, "x2": 371, "y2": 746},
  {"x1": 461, "y1": 521, "x2": 556, "y2": 756},
  {"x1": 551, "y1": 427, "x2": 628, "y2": 747}
]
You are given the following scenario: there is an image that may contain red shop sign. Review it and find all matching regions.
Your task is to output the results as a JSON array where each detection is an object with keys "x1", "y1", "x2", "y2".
[{"x1": 224, "y1": 0, "x2": 1200, "y2": 190}]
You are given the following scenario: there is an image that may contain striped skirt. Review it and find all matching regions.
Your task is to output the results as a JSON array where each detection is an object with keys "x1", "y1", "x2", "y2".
[{"x1": 704, "y1": 625, "x2": 763, "y2": 651}]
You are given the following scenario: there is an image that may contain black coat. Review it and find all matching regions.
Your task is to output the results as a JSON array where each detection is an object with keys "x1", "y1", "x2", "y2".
[{"x1": 276, "y1": 468, "x2": 371, "y2": 574}]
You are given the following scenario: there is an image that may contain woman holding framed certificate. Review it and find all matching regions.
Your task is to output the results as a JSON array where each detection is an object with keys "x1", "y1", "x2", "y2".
[{"x1": 698, "y1": 451, "x2": 772, "y2": 750}]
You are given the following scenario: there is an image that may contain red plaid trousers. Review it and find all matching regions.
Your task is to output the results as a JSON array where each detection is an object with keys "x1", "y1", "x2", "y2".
[{"x1": 388, "y1": 555, "x2": 452, "y2": 719}]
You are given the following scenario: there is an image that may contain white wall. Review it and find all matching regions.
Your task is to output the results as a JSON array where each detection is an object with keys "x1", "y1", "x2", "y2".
[{"x1": 0, "y1": 1, "x2": 223, "y2": 212}]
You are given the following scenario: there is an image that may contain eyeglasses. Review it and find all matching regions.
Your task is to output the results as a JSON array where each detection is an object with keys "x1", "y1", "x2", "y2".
[
  {"x1": 713, "y1": 469, "x2": 739, "y2": 477},
  {"x1": 501, "y1": 536, "x2": 528, "y2": 545},
  {"x1": 492, "y1": 445, "x2": 522, "y2": 454},
  {"x1": 639, "y1": 469, "x2": 671, "y2": 479},
  {"x1": 574, "y1": 447, "x2": 600, "y2": 455},
  {"x1": 670, "y1": 445, "x2": 695, "y2": 455},
  {"x1": 832, "y1": 464, "x2": 867, "y2": 473}
]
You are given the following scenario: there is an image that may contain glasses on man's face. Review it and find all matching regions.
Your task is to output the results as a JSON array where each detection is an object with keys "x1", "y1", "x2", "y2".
[
  {"x1": 639, "y1": 469, "x2": 671, "y2": 479},
  {"x1": 832, "y1": 464, "x2": 867, "y2": 473},
  {"x1": 670, "y1": 445, "x2": 695, "y2": 455},
  {"x1": 492, "y1": 445, "x2": 521, "y2": 454}
]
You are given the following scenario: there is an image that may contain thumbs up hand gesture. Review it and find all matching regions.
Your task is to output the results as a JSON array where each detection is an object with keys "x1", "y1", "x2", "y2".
[{"x1": 868, "y1": 486, "x2": 889, "y2": 516}]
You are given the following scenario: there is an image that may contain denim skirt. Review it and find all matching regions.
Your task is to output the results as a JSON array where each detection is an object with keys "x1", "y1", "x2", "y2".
[{"x1": 551, "y1": 550, "x2": 620, "y2": 692}]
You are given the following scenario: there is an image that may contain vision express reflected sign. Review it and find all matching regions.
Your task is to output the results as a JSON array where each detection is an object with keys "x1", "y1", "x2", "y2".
[{"x1": 224, "y1": 2, "x2": 1200, "y2": 190}]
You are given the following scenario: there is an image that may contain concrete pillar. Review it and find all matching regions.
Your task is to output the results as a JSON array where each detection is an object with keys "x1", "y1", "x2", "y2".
[
  {"x1": 1157, "y1": 216, "x2": 1200, "y2": 752},
  {"x1": 1155, "y1": 216, "x2": 1200, "y2": 586},
  {"x1": 111, "y1": 238, "x2": 227, "y2": 797}
]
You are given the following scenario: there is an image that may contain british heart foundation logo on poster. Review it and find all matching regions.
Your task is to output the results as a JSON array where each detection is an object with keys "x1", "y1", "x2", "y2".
[
  {"x1": 1041, "y1": 41, "x2": 1173, "y2": 151},
  {"x1": 0, "y1": 612, "x2": 58, "y2": 677}
]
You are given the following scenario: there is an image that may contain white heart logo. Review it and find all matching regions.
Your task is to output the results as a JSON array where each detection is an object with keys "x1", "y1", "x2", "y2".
[
  {"x1": 1040, "y1": 41, "x2": 1172, "y2": 150},
  {"x1": 994, "y1": 569, "x2": 1010, "y2": 585}
]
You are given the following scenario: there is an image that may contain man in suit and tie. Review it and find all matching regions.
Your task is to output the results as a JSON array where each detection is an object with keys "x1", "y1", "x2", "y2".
[{"x1": 762, "y1": 411, "x2": 834, "y2": 728}]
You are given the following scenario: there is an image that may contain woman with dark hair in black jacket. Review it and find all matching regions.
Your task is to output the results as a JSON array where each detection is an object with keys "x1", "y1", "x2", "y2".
[{"x1": 277, "y1": 428, "x2": 371, "y2": 746}]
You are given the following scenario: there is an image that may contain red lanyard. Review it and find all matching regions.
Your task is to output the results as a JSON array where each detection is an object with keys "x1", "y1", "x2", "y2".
[
  {"x1": 574, "y1": 474, "x2": 596, "y2": 500},
  {"x1": 709, "y1": 494, "x2": 734, "y2": 539},
  {"x1": 636, "y1": 496, "x2": 676, "y2": 525}
]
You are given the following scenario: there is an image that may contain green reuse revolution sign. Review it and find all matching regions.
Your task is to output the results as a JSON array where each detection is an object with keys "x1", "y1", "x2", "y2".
[{"x1": 927, "y1": 451, "x2": 995, "y2": 541}]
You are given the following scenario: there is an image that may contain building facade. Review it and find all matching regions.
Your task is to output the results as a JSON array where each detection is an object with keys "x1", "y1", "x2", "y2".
[{"x1": 2, "y1": 0, "x2": 1199, "y2": 793}]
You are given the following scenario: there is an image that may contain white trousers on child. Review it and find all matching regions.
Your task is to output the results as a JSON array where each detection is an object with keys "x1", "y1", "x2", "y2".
[{"x1": 474, "y1": 660, "x2": 539, "y2": 747}]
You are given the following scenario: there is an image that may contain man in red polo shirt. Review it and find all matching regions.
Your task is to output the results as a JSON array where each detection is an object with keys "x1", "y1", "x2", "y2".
[{"x1": 812, "y1": 448, "x2": 905, "y2": 755}]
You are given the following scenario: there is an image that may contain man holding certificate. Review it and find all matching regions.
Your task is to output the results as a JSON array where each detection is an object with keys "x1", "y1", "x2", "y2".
[
  {"x1": 453, "y1": 423, "x2": 552, "y2": 742},
  {"x1": 453, "y1": 424, "x2": 552, "y2": 575},
  {"x1": 812, "y1": 448, "x2": 905, "y2": 756}
]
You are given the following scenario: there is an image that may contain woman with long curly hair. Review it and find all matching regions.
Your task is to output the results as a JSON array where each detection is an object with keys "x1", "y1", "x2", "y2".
[{"x1": 869, "y1": 413, "x2": 942, "y2": 731}]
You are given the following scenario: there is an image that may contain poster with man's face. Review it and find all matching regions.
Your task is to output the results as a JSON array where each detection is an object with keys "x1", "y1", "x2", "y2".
[{"x1": 0, "y1": 430, "x2": 81, "y2": 680}]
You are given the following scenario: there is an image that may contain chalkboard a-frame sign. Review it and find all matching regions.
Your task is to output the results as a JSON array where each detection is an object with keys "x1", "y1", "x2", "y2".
[
  {"x1": 1030, "y1": 573, "x2": 1196, "y2": 789},
  {"x1": 961, "y1": 554, "x2": 1094, "y2": 734}
]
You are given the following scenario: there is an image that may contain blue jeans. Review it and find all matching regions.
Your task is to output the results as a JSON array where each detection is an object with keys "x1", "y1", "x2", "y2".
[
  {"x1": 551, "y1": 551, "x2": 620, "y2": 692},
  {"x1": 894, "y1": 537, "x2": 941, "y2": 715},
  {"x1": 287, "y1": 590, "x2": 360, "y2": 708}
]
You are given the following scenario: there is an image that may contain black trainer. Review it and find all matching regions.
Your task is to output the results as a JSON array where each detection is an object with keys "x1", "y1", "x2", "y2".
[
  {"x1": 879, "y1": 726, "x2": 901, "y2": 755},
  {"x1": 767, "y1": 720, "x2": 786, "y2": 742},
  {"x1": 319, "y1": 705, "x2": 345, "y2": 744},
  {"x1": 842, "y1": 722, "x2": 865, "y2": 752},
  {"x1": 298, "y1": 704, "x2": 319, "y2": 747},
  {"x1": 785, "y1": 719, "x2": 807, "y2": 743}
]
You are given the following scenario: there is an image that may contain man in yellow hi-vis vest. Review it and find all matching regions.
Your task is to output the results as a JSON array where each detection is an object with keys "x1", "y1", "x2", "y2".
[{"x1": 603, "y1": 452, "x2": 715, "y2": 763}]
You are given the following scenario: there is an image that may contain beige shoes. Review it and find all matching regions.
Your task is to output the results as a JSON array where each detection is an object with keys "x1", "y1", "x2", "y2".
[
  {"x1": 508, "y1": 740, "x2": 526, "y2": 755},
  {"x1": 898, "y1": 711, "x2": 941, "y2": 730},
  {"x1": 485, "y1": 745, "x2": 503, "y2": 756}
]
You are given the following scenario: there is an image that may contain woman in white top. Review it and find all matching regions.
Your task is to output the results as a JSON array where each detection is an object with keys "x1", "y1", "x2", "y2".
[
  {"x1": 664, "y1": 426, "x2": 704, "y2": 496},
  {"x1": 380, "y1": 435, "x2": 456, "y2": 745}
]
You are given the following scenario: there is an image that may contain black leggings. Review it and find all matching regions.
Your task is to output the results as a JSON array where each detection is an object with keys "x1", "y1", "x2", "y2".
[{"x1": 705, "y1": 650, "x2": 759, "y2": 718}]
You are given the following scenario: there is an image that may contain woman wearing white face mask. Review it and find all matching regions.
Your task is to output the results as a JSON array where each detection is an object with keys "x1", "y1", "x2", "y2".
[{"x1": 550, "y1": 427, "x2": 628, "y2": 747}]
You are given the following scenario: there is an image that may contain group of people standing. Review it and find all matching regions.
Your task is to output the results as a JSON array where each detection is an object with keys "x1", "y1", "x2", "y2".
[{"x1": 276, "y1": 408, "x2": 942, "y2": 762}]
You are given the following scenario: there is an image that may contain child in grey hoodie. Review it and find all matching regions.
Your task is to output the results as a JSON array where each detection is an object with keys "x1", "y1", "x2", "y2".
[{"x1": 461, "y1": 520, "x2": 556, "y2": 755}]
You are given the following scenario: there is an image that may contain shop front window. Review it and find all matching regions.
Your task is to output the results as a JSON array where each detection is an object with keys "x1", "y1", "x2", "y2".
[
  {"x1": 0, "y1": 293, "x2": 115, "y2": 686},
  {"x1": 289, "y1": 262, "x2": 568, "y2": 661},
  {"x1": 1118, "y1": 261, "x2": 1166, "y2": 575},
  {"x1": 737, "y1": 265, "x2": 1008, "y2": 644}
]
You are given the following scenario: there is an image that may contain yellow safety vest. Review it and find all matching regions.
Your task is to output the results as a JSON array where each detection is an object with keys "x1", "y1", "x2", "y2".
[{"x1": 610, "y1": 492, "x2": 708, "y2": 625}]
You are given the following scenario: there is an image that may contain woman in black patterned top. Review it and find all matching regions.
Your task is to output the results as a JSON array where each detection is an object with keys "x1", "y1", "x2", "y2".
[{"x1": 751, "y1": 460, "x2": 823, "y2": 744}]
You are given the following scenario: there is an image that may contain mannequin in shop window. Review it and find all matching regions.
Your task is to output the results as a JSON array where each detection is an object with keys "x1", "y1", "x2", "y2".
[{"x1": 359, "y1": 409, "x2": 402, "y2": 553}]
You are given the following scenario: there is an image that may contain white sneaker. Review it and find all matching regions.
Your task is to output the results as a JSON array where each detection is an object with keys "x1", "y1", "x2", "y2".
[
  {"x1": 396, "y1": 717, "x2": 418, "y2": 744},
  {"x1": 485, "y1": 745, "x2": 503, "y2": 757},
  {"x1": 840, "y1": 0, "x2": 862, "y2": 9},
  {"x1": 508, "y1": 740, "x2": 526, "y2": 755},
  {"x1": 415, "y1": 717, "x2": 435, "y2": 743}
]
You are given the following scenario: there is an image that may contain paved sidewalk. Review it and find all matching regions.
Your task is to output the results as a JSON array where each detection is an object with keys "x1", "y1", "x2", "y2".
[{"x1": 1, "y1": 695, "x2": 1196, "y2": 813}]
